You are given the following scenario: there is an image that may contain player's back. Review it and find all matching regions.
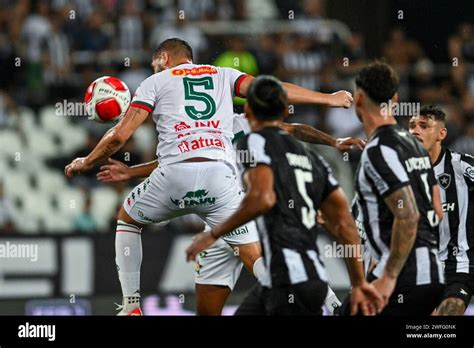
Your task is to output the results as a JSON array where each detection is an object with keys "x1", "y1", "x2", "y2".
[
  {"x1": 356, "y1": 124, "x2": 441, "y2": 284},
  {"x1": 237, "y1": 127, "x2": 339, "y2": 286},
  {"x1": 359, "y1": 124, "x2": 438, "y2": 249},
  {"x1": 131, "y1": 63, "x2": 247, "y2": 165}
]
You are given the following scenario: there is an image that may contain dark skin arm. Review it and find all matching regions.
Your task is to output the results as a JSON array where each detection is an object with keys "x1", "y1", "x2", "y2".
[
  {"x1": 372, "y1": 185, "x2": 420, "y2": 305},
  {"x1": 185, "y1": 169, "x2": 383, "y2": 315},
  {"x1": 65, "y1": 107, "x2": 149, "y2": 177},
  {"x1": 185, "y1": 165, "x2": 276, "y2": 260},
  {"x1": 319, "y1": 188, "x2": 366, "y2": 288},
  {"x1": 320, "y1": 188, "x2": 384, "y2": 315}
]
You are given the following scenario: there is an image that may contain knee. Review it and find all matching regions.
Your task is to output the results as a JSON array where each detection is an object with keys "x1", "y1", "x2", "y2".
[
  {"x1": 117, "y1": 207, "x2": 143, "y2": 228},
  {"x1": 231, "y1": 242, "x2": 262, "y2": 271}
]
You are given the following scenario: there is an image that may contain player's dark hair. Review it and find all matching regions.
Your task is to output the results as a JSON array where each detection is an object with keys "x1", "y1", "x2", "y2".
[
  {"x1": 247, "y1": 75, "x2": 287, "y2": 120},
  {"x1": 355, "y1": 61, "x2": 399, "y2": 104},
  {"x1": 154, "y1": 38, "x2": 193, "y2": 61},
  {"x1": 419, "y1": 104, "x2": 446, "y2": 124}
]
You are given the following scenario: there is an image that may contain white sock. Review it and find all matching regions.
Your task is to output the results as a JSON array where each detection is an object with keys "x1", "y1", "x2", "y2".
[
  {"x1": 324, "y1": 285, "x2": 341, "y2": 315},
  {"x1": 116, "y1": 220, "x2": 142, "y2": 298},
  {"x1": 252, "y1": 257, "x2": 266, "y2": 284}
]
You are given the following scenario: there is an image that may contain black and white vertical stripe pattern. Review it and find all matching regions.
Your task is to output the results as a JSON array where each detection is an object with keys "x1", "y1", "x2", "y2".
[
  {"x1": 256, "y1": 216, "x2": 272, "y2": 288},
  {"x1": 240, "y1": 129, "x2": 333, "y2": 288},
  {"x1": 355, "y1": 125, "x2": 443, "y2": 286},
  {"x1": 434, "y1": 148, "x2": 474, "y2": 275}
]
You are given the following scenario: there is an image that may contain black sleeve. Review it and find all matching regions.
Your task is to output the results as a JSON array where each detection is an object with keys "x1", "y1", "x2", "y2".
[
  {"x1": 314, "y1": 153, "x2": 339, "y2": 201},
  {"x1": 461, "y1": 154, "x2": 474, "y2": 188},
  {"x1": 364, "y1": 144, "x2": 410, "y2": 198},
  {"x1": 427, "y1": 167, "x2": 437, "y2": 187}
]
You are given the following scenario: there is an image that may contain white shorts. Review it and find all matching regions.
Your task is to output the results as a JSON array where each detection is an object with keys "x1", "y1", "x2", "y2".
[{"x1": 123, "y1": 161, "x2": 260, "y2": 289}]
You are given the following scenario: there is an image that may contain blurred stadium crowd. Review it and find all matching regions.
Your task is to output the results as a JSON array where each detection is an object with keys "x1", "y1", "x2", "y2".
[{"x1": 0, "y1": 0, "x2": 474, "y2": 234}]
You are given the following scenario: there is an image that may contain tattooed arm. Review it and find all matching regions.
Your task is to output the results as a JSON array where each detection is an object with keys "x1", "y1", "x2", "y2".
[
  {"x1": 65, "y1": 107, "x2": 149, "y2": 177},
  {"x1": 384, "y1": 185, "x2": 420, "y2": 278},
  {"x1": 372, "y1": 185, "x2": 420, "y2": 304},
  {"x1": 436, "y1": 297, "x2": 466, "y2": 315},
  {"x1": 280, "y1": 123, "x2": 366, "y2": 150}
]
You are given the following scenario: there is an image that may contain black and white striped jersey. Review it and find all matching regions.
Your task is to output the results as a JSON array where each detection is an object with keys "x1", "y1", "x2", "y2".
[
  {"x1": 355, "y1": 124, "x2": 443, "y2": 286},
  {"x1": 351, "y1": 196, "x2": 372, "y2": 275},
  {"x1": 237, "y1": 127, "x2": 339, "y2": 288},
  {"x1": 433, "y1": 147, "x2": 474, "y2": 275}
]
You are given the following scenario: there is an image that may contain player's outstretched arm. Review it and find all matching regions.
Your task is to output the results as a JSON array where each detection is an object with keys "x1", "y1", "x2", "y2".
[
  {"x1": 238, "y1": 75, "x2": 353, "y2": 108},
  {"x1": 96, "y1": 158, "x2": 159, "y2": 182},
  {"x1": 185, "y1": 165, "x2": 276, "y2": 261},
  {"x1": 280, "y1": 123, "x2": 366, "y2": 150},
  {"x1": 65, "y1": 107, "x2": 149, "y2": 177},
  {"x1": 320, "y1": 188, "x2": 384, "y2": 315}
]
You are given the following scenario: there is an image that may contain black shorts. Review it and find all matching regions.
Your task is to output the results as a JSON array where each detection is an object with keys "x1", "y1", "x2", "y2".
[
  {"x1": 338, "y1": 273, "x2": 444, "y2": 316},
  {"x1": 441, "y1": 272, "x2": 474, "y2": 307},
  {"x1": 235, "y1": 279, "x2": 328, "y2": 316}
]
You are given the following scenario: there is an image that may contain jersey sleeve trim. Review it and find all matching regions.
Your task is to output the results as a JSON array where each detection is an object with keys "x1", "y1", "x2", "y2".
[
  {"x1": 380, "y1": 181, "x2": 410, "y2": 199},
  {"x1": 247, "y1": 133, "x2": 272, "y2": 165},
  {"x1": 460, "y1": 153, "x2": 474, "y2": 185},
  {"x1": 321, "y1": 180, "x2": 340, "y2": 202},
  {"x1": 234, "y1": 74, "x2": 250, "y2": 98},
  {"x1": 130, "y1": 101, "x2": 154, "y2": 113}
]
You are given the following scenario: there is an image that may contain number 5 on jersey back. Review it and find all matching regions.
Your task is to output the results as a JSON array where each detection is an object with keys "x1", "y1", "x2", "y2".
[{"x1": 183, "y1": 77, "x2": 217, "y2": 120}]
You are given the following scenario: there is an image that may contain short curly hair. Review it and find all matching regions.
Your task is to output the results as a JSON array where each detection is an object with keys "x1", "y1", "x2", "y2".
[{"x1": 355, "y1": 62, "x2": 399, "y2": 104}]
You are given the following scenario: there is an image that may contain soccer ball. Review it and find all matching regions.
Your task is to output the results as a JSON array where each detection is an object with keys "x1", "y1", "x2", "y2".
[{"x1": 84, "y1": 76, "x2": 131, "y2": 122}]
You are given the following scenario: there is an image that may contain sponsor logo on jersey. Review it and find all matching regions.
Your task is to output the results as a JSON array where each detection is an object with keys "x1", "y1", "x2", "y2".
[
  {"x1": 195, "y1": 252, "x2": 208, "y2": 274},
  {"x1": 195, "y1": 261, "x2": 202, "y2": 274},
  {"x1": 177, "y1": 137, "x2": 225, "y2": 153},
  {"x1": 405, "y1": 156, "x2": 431, "y2": 172},
  {"x1": 171, "y1": 66, "x2": 218, "y2": 76},
  {"x1": 194, "y1": 120, "x2": 220, "y2": 129},
  {"x1": 137, "y1": 210, "x2": 160, "y2": 223},
  {"x1": 174, "y1": 121, "x2": 191, "y2": 132},
  {"x1": 224, "y1": 225, "x2": 249, "y2": 237},
  {"x1": 170, "y1": 189, "x2": 217, "y2": 207},
  {"x1": 175, "y1": 121, "x2": 222, "y2": 138},
  {"x1": 464, "y1": 167, "x2": 474, "y2": 182},
  {"x1": 438, "y1": 173, "x2": 451, "y2": 189},
  {"x1": 442, "y1": 202, "x2": 455, "y2": 212}
]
